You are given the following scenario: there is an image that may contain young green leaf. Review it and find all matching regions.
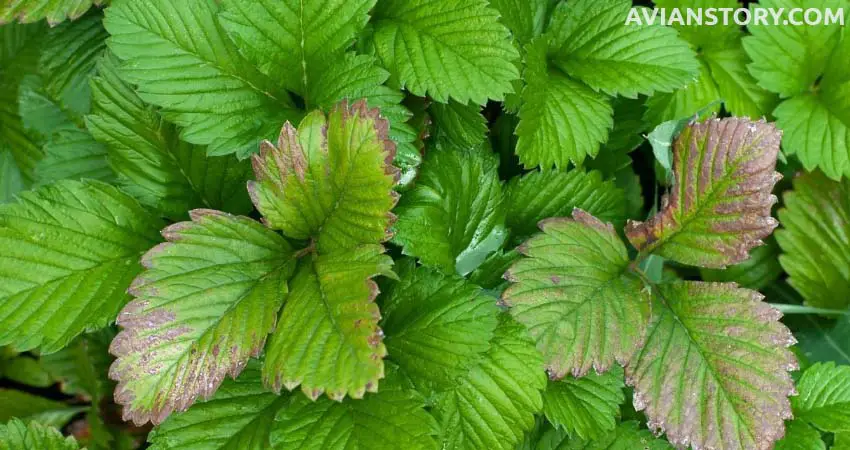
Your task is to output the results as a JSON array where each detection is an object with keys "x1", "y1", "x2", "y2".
[
  {"x1": 542, "y1": 366, "x2": 625, "y2": 441},
  {"x1": 0, "y1": 389, "x2": 86, "y2": 428},
  {"x1": 547, "y1": 0, "x2": 698, "y2": 98},
  {"x1": 34, "y1": 129, "x2": 112, "y2": 185},
  {"x1": 87, "y1": 53, "x2": 252, "y2": 219},
  {"x1": 249, "y1": 101, "x2": 399, "y2": 253},
  {"x1": 0, "y1": 180, "x2": 162, "y2": 353},
  {"x1": 643, "y1": 61, "x2": 721, "y2": 126},
  {"x1": 393, "y1": 146, "x2": 506, "y2": 275},
  {"x1": 262, "y1": 246, "x2": 393, "y2": 401},
  {"x1": 776, "y1": 171, "x2": 850, "y2": 309},
  {"x1": 501, "y1": 210, "x2": 650, "y2": 379},
  {"x1": 626, "y1": 117, "x2": 782, "y2": 268},
  {"x1": 110, "y1": 210, "x2": 296, "y2": 425},
  {"x1": 41, "y1": 331, "x2": 113, "y2": 402},
  {"x1": 743, "y1": 0, "x2": 845, "y2": 98},
  {"x1": 700, "y1": 239, "x2": 783, "y2": 290},
  {"x1": 433, "y1": 315, "x2": 545, "y2": 450},
  {"x1": 792, "y1": 362, "x2": 850, "y2": 432},
  {"x1": 774, "y1": 94, "x2": 850, "y2": 180},
  {"x1": 218, "y1": 0, "x2": 374, "y2": 97},
  {"x1": 429, "y1": 101, "x2": 488, "y2": 149},
  {"x1": 271, "y1": 365, "x2": 439, "y2": 450},
  {"x1": 0, "y1": 150, "x2": 24, "y2": 203},
  {"x1": 371, "y1": 0, "x2": 520, "y2": 104},
  {"x1": 0, "y1": 418, "x2": 80, "y2": 450},
  {"x1": 516, "y1": 38, "x2": 613, "y2": 169},
  {"x1": 703, "y1": 46, "x2": 777, "y2": 119},
  {"x1": 487, "y1": 0, "x2": 546, "y2": 46},
  {"x1": 536, "y1": 421, "x2": 673, "y2": 450},
  {"x1": 774, "y1": 420, "x2": 826, "y2": 450},
  {"x1": 626, "y1": 281, "x2": 797, "y2": 449},
  {"x1": 380, "y1": 261, "x2": 499, "y2": 395},
  {"x1": 0, "y1": 22, "x2": 44, "y2": 185},
  {"x1": 147, "y1": 362, "x2": 289, "y2": 450},
  {"x1": 505, "y1": 168, "x2": 626, "y2": 239},
  {"x1": 103, "y1": 0, "x2": 300, "y2": 157},
  {"x1": 0, "y1": 0, "x2": 105, "y2": 25}
]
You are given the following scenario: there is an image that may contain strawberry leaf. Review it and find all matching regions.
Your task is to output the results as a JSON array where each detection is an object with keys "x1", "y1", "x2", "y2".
[
  {"x1": 502, "y1": 210, "x2": 650, "y2": 378},
  {"x1": 261, "y1": 246, "x2": 393, "y2": 401},
  {"x1": 248, "y1": 100, "x2": 399, "y2": 253},
  {"x1": 0, "y1": 180, "x2": 163, "y2": 353},
  {"x1": 380, "y1": 261, "x2": 499, "y2": 395},
  {"x1": 392, "y1": 146, "x2": 506, "y2": 275},
  {"x1": 0, "y1": 418, "x2": 80, "y2": 450},
  {"x1": 271, "y1": 365, "x2": 439, "y2": 450},
  {"x1": 792, "y1": 362, "x2": 850, "y2": 433},
  {"x1": 542, "y1": 366, "x2": 625, "y2": 441},
  {"x1": 626, "y1": 117, "x2": 782, "y2": 268},
  {"x1": 110, "y1": 210, "x2": 295, "y2": 425},
  {"x1": 776, "y1": 171, "x2": 850, "y2": 309},
  {"x1": 626, "y1": 281, "x2": 797, "y2": 449}
]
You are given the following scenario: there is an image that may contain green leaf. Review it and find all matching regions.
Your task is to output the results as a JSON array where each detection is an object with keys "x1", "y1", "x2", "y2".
[
  {"x1": 0, "y1": 23, "x2": 44, "y2": 184},
  {"x1": 392, "y1": 146, "x2": 506, "y2": 275},
  {"x1": 0, "y1": 390, "x2": 85, "y2": 428},
  {"x1": 700, "y1": 239, "x2": 783, "y2": 290},
  {"x1": 0, "y1": 418, "x2": 80, "y2": 450},
  {"x1": 505, "y1": 168, "x2": 626, "y2": 239},
  {"x1": 652, "y1": 0, "x2": 741, "y2": 52},
  {"x1": 34, "y1": 129, "x2": 112, "y2": 185},
  {"x1": 147, "y1": 361, "x2": 289, "y2": 450},
  {"x1": 103, "y1": 0, "x2": 300, "y2": 157},
  {"x1": 433, "y1": 315, "x2": 545, "y2": 450},
  {"x1": 262, "y1": 246, "x2": 393, "y2": 401},
  {"x1": 703, "y1": 46, "x2": 777, "y2": 119},
  {"x1": 536, "y1": 421, "x2": 673, "y2": 450},
  {"x1": 776, "y1": 171, "x2": 850, "y2": 309},
  {"x1": 36, "y1": 13, "x2": 107, "y2": 123},
  {"x1": 626, "y1": 281, "x2": 797, "y2": 449},
  {"x1": 792, "y1": 362, "x2": 850, "y2": 432},
  {"x1": 109, "y1": 210, "x2": 296, "y2": 425},
  {"x1": 40, "y1": 330, "x2": 113, "y2": 401},
  {"x1": 0, "y1": 0, "x2": 106, "y2": 25},
  {"x1": 487, "y1": 0, "x2": 546, "y2": 45},
  {"x1": 743, "y1": 0, "x2": 846, "y2": 98},
  {"x1": 516, "y1": 38, "x2": 612, "y2": 169},
  {"x1": 248, "y1": 101, "x2": 399, "y2": 253},
  {"x1": 547, "y1": 0, "x2": 698, "y2": 98},
  {"x1": 796, "y1": 314, "x2": 850, "y2": 366},
  {"x1": 542, "y1": 366, "x2": 624, "y2": 441},
  {"x1": 380, "y1": 261, "x2": 499, "y2": 395},
  {"x1": 643, "y1": 61, "x2": 721, "y2": 127},
  {"x1": 468, "y1": 249, "x2": 519, "y2": 291},
  {"x1": 774, "y1": 420, "x2": 826, "y2": 450},
  {"x1": 773, "y1": 93, "x2": 850, "y2": 180},
  {"x1": 0, "y1": 151, "x2": 24, "y2": 203},
  {"x1": 0, "y1": 180, "x2": 163, "y2": 353},
  {"x1": 502, "y1": 210, "x2": 650, "y2": 378},
  {"x1": 86, "y1": 53, "x2": 252, "y2": 219},
  {"x1": 0, "y1": 355, "x2": 51, "y2": 388},
  {"x1": 429, "y1": 101, "x2": 487, "y2": 149},
  {"x1": 371, "y1": 0, "x2": 520, "y2": 104},
  {"x1": 218, "y1": 0, "x2": 374, "y2": 97},
  {"x1": 626, "y1": 117, "x2": 782, "y2": 268},
  {"x1": 271, "y1": 365, "x2": 438, "y2": 450}
]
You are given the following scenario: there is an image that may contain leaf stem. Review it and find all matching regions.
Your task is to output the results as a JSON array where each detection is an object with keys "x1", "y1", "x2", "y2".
[{"x1": 769, "y1": 304, "x2": 849, "y2": 316}]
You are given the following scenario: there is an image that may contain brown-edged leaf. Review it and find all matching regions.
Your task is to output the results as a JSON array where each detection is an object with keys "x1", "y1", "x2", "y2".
[{"x1": 626, "y1": 117, "x2": 782, "y2": 268}]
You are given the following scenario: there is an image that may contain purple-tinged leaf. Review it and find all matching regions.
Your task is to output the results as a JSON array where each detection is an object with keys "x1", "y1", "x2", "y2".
[{"x1": 626, "y1": 117, "x2": 782, "y2": 268}]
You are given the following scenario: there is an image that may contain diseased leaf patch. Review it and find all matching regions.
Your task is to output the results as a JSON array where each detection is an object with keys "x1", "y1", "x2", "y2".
[
  {"x1": 109, "y1": 210, "x2": 296, "y2": 425},
  {"x1": 502, "y1": 209, "x2": 650, "y2": 379},
  {"x1": 626, "y1": 117, "x2": 783, "y2": 268}
]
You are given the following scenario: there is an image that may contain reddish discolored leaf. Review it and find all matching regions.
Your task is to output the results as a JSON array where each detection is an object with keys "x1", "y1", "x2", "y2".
[
  {"x1": 109, "y1": 210, "x2": 295, "y2": 425},
  {"x1": 626, "y1": 281, "x2": 797, "y2": 450},
  {"x1": 626, "y1": 117, "x2": 782, "y2": 268}
]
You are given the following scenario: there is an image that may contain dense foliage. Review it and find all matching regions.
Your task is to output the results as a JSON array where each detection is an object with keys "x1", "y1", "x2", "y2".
[{"x1": 1, "y1": 0, "x2": 849, "y2": 449}]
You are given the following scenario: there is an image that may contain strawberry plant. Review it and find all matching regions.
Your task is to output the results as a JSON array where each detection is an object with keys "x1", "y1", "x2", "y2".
[{"x1": 1, "y1": 0, "x2": 849, "y2": 449}]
